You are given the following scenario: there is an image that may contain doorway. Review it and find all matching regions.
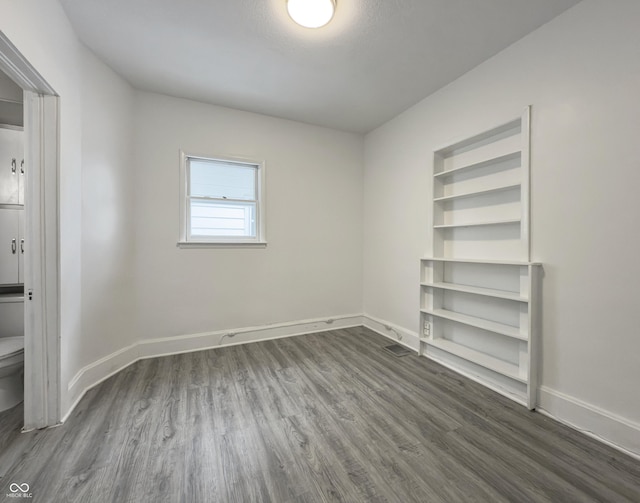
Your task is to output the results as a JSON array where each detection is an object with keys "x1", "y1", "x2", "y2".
[{"x1": 0, "y1": 31, "x2": 60, "y2": 429}]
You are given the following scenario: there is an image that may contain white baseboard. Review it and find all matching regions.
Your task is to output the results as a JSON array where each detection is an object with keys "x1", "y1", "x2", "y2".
[
  {"x1": 362, "y1": 314, "x2": 420, "y2": 351},
  {"x1": 538, "y1": 386, "x2": 640, "y2": 460},
  {"x1": 136, "y1": 315, "x2": 363, "y2": 359},
  {"x1": 63, "y1": 342, "x2": 139, "y2": 423},
  {"x1": 63, "y1": 314, "x2": 362, "y2": 423}
]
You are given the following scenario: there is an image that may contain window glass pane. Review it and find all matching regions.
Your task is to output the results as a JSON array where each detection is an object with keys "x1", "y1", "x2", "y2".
[
  {"x1": 190, "y1": 200, "x2": 256, "y2": 238},
  {"x1": 190, "y1": 159, "x2": 256, "y2": 200}
]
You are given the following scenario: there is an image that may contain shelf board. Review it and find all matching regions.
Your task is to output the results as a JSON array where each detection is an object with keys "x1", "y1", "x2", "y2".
[
  {"x1": 435, "y1": 118, "x2": 521, "y2": 156},
  {"x1": 434, "y1": 151, "x2": 520, "y2": 180},
  {"x1": 434, "y1": 183, "x2": 521, "y2": 203},
  {"x1": 421, "y1": 257, "x2": 540, "y2": 266},
  {"x1": 0, "y1": 203, "x2": 25, "y2": 210},
  {"x1": 424, "y1": 338, "x2": 525, "y2": 383},
  {"x1": 434, "y1": 218, "x2": 521, "y2": 229},
  {"x1": 0, "y1": 294, "x2": 24, "y2": 303},
  {"x1": 420, "y1": 308, "x2": 527, "y2": 341},
  {"x1": 421, "y1": 282, "x2": 527, "y2": 302}
]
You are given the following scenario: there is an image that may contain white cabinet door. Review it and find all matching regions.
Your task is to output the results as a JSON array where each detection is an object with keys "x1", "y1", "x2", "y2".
[
  {"x1": 0, "y1": 208, "x2": 20, "y2": 284},
  {"x1": 0, "y1": 128, "x2": 24, "y2": 205},
  {"x1": 18, "y1": 209, "x2": 25, "y2": 283}
]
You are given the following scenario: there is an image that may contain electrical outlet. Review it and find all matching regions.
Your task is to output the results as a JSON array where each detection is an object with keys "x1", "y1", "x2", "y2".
[{"x1": 423, "y1": 321, "x2": 431, "y2": 337}]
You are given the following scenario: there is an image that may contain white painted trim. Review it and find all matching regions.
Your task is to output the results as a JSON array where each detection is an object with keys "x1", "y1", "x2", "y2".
[
  {"x1": 178, "y1": 150, "x2": 266, "y2": 245},
  {"x1": 362, "y1": 314, "x2": 420, "y2": 352},
  {"x1": 136, "y1": 314, "x2": 362, "y2": 359},
  {"x1": 21, "y1": 93, "x2": 61, "y2": 429},
  {"x1": 64, "y1": 314, "x2": 362, "y2": 423},
  {"x1": 65, "y1": 343, "x2": 138, "y2": 399},
  {"x1": 520, "y1": 105, "x2": 531, "y2": 261},
  {"x1": 0, "y1": 32, "x2": 56, "y2": 95},
  {"x1": 176, "y1": 241, "x2": 267, "y2": 249},
  {"x1": 62, "y1": 343, "x2": 138, "y2": 424},
  {"x1": 538, "y1": 386, "x2": 640, "y2": 460}
]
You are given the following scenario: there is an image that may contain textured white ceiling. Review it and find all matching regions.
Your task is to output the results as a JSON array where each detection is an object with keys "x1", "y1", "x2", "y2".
[{"x1": 60, "y1": 0, "x2": 581, "y2": 133}]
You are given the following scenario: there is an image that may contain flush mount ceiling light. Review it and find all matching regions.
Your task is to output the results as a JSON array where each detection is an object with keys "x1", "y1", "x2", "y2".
[{"x1": 287, "y1": 0, "x2": 336, "y2": 29}]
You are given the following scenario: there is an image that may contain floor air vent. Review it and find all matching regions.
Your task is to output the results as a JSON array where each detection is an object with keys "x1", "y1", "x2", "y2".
[{"x1": 383, "y1": 344, "x2": 412, "y2": 357}]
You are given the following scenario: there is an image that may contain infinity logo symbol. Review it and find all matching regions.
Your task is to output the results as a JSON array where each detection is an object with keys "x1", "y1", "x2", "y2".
[{"x1": 9, "y1": 483, "x2": 29, "y2": 493}]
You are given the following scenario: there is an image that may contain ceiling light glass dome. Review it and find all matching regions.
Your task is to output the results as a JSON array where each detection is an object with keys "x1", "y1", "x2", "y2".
[{"x1": 287, "y1": 0, "x2": 336, "y2": 29}]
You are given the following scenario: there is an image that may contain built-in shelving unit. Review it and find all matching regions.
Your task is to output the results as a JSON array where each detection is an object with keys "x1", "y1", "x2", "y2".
[{"x1": 421, "y1": 107, "x2": 541, "y2": 410}]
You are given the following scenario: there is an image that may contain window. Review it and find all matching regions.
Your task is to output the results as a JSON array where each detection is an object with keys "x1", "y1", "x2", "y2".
[{"x1": 179, "y1": 152, "x2": 266, "y2": 246}]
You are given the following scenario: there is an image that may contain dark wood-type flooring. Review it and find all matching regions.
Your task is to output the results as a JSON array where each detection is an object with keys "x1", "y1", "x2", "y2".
[{"x1": 0, "y1": 327, "x2": 639, "y2": 502}]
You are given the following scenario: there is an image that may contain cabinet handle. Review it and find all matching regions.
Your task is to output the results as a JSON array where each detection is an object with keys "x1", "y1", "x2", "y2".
[
  {"x1": 20, "y1": 160, "x2": 24, "y2": 175},
  {"x1": 11, "y1": 238, "x2": 16, "y2": 254},
  {"x1": 20, "y1": 239, "x2": 24, "y2": 254},
  {"x1": 11, "y1": 158, "x2": 16, "y2": 174}
]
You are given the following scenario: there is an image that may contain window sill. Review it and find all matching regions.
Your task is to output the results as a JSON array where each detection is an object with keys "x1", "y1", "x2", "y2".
[{"x1": 177, "y1": 241, "x2": 268, "y2": 249}]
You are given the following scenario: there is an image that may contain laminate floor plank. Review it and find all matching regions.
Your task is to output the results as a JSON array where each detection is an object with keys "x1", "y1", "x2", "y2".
[
  {"x1": 183, "y1": 387, "x2": 222, "y2": 501},
  {"x1": 282, "y1": 413, "x2": 361, "y2": 503},
  {"x1": 290, "y1": 410, "x2": 394, "y2": 503},
  {"x1": 270, "y1": 334, "x2": 530, "y2": 503},
  {"x1": 253, "y1": 416, "x2": 310, "y2": 502},
  {"x1": 454, "y1": 400, "x2": 640, "y2": 502},
  {"x1": 269, "y1": 345, "x2": 419, "y2": 502},
  {"x1": 321, "y1": 381, "x2": 509, "y2": 503},
  {"x1": 0, "y1": 327, "x2": 638, "y2": 502},
  {"x1": 302, "y1": 400, "x2": 447, "y2": 503}
]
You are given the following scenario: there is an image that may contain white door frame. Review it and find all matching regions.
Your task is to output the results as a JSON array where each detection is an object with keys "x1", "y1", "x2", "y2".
[{"x1": 0, "y1": 31, "x2": 60, "y2": 429}]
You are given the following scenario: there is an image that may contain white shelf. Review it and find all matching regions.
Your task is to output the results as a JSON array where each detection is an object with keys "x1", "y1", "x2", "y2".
[
  {"x1": 434, "y1": 150, "x2": 520, "y2": 180},
  {"x1": 421, "y1": 308, "x2": 527, "y2": 341},
  {"x1": 434, "y1": 183, "x2": 521, "y2": 203},
  {"x1": 424, "y1": 338, "x2": 525, "y2": 383},
  {"x1": 422, "y1": 257, "x2": 537, "y2": 266},
  {"x1": 433, "y1": 218, "x2": 521, "y2": 229},
  {"x1": 421, "y1": 282, "x2": 527, "y2": 302},
  {"x1": 0, "y1": 294, "x2": 24, "y2": 303}
]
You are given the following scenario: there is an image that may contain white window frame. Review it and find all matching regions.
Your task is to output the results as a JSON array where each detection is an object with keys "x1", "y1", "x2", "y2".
[{"x1": 178, "y1": 150, "x2": 266, "y2": 247}]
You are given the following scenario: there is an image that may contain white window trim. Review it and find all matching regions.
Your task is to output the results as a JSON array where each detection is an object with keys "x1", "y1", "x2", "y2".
[{"x1": 178, "y1": 150, "x2": 267, "y2": 247}]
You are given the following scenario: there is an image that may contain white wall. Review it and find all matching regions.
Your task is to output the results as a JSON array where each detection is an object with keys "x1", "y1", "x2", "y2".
[
  {"x1": 364, "y1": 0, "x2": 640, "y2": 454},
  {"x1": 0, "y1": 0, "x2": 136, "y2": 414},
  {"x1": 133, "y1": 93, "x2": 363, "y2": 340},
  {"x1": 79, "y1": 49, "x2": 136, "y2": 373}
]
